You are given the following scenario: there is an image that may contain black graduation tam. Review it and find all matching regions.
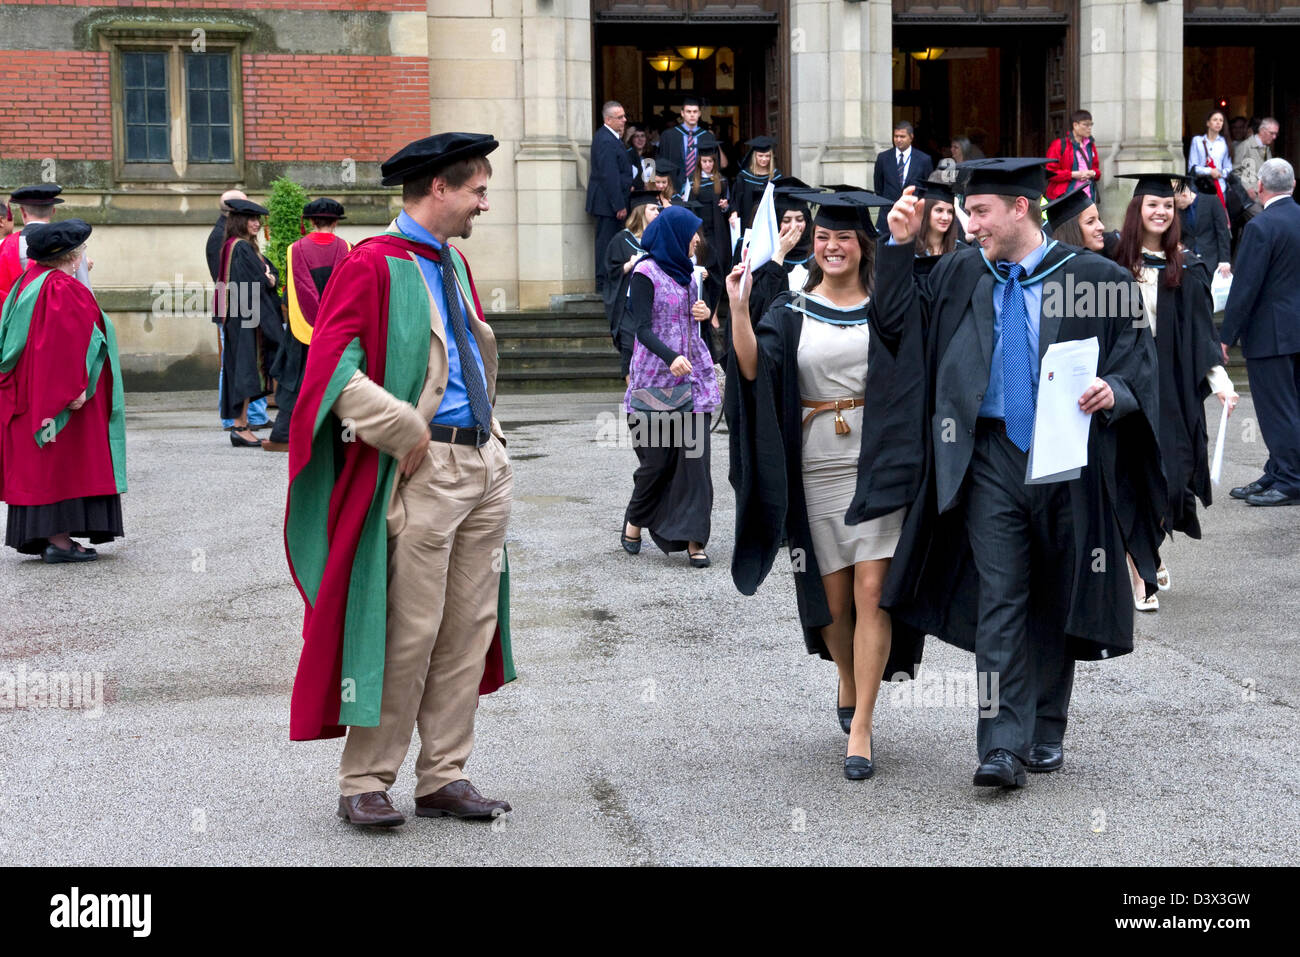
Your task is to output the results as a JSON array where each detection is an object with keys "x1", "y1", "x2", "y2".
[
  {"x1": 10, "y1": 184, "x2": 63, "y2": 206},
  {"x1": 380, "y1": 132, "x2": 498, "y2": 187},
  {"x1": 774, "y1": 177, "x2": 814, "y2": 214},
  {"x1": 226, "y1": 198, "x2": 269, "y2": 216},
  {"x1": 1115, "y1": 172, "x2": 1189, "y2": 198},
  {"x1": 919, "y1": 178, "x2": 957, "y2": 205},
  {"x1": 628, "y1": 189, "x2": 660, "y2": 211},
  {"x1": 302, "y1": 197, "x2": 345, "y2": 220},
  {"x1": 25, "y1": 219, "x2": 91, "y2": 260},
  {"x1": 745, "y1": 135, "x2": 777, "y2": 151},
  {"x1": 1044, "y1": 188, "x2": 1096, "y2": 230},
  {"x1": 960, "y1": 157, "x2": 1051, "y2": 199},
  {"x1": 652, "y1": 157, "x2": 680, "y2": 177}
]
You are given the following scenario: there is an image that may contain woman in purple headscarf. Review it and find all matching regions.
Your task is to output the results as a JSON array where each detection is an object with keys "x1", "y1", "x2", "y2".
[{"x1": 619, "y1": 204, "x2": 721, "y2": 568}]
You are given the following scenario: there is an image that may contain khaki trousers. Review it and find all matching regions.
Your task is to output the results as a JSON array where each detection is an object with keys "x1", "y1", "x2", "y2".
[{"x1": 339, "y1": 433, "x2": 512, "y2": 797}]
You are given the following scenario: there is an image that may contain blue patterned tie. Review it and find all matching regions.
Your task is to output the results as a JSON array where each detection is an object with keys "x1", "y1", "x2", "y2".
[
  {"x1": 440, "y1": 251, "x2": 493, "y2": 435},
  {"x1": 998, "y1": 262, "x2": 1035, "y2": 453}
]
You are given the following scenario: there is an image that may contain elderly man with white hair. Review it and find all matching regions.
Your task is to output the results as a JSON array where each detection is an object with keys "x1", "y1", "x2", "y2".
[
  {"x1": 1233, "y1": 117, "x2": 1280, "y2": 208},
  {"x1": 1220, "y1": 158, "x2": 1300, "y2": 506}
]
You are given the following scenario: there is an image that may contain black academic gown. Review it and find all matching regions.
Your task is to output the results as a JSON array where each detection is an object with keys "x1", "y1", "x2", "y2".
[
  {"x1": 733, "y1": 168, "x2": 782, "y2": 236},
  {"x1": 726, "y1": 290, "x2": 926, "y2": 677},
  {"x1": 1145, "y1": 255, "x2": 1221, "y2": 539},
  {"x1": 602, "y1": 228, "x2": 643, "y2": 376},
  {"x1": 694, "y1": 175, "x2": 732, "y2": 273},
  {"x1": 871, "y1": 240, "x2": 1166, "y2": 662},
  {"x1": 216, "y1": 239, "x2": 284, "y2": 420}
]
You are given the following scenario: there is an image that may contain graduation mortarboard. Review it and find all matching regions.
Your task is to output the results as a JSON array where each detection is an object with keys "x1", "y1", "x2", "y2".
[
  {"x1": 919, "y1": 177, "x2": 957, "y2": 206},
  {"x1": 787, "y1": 189, "x2": 891, "y2": 238},
  {"x1": 694, "y1": 131, "x2": 722, "y2": 154},
  {"x1": 1115, "y1": 172, "x2": 1190, "y2": 199},
  {"x1": 1043, "y1": 188, "x2": 1096, "y2": 230},
  {"x1": 628, "y1": 189, "x2": 661, "y2": 211},
  {"x1": 773, "y1": 177, "x2": 814, "y2": 214},
  {"x1": 9, "y1": 184, "x2": 63, "y2": 206},
  {"x1": 959, "y1": 157, "x2": 1052, "y2": 200},
  {"x1": 651, "y1": 157, "x2": 680, "y2": 177},
  {"x1": 745, "y1": 135, "x2": 777, "y2": 152},
  {"x1": 380, "y1": 132, "x2": 499, "y2": 187},
  {"x1": 25, "y1": 219, "x2": 91, "y2": 260},
  {"x1": 226, "y1": 198, "x2": 269, "y2": 216},
  {"x1": 302, "y1": 197, "x2": 346, "y2": 220}
]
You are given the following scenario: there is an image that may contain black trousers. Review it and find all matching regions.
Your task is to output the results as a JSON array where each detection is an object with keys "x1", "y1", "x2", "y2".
[
  {"x1": 594, "y1": 216, "x2": 621, "y2": 293},
  {"x1": 963, "y1": 422, "x2": 1077, "y2": 762},
  {"x1": 1246, "y1": 353, "x2": 1300, "y2": 496},
  {"x1": 624, "y1": 412, "x2": 712, "y2": 553}
]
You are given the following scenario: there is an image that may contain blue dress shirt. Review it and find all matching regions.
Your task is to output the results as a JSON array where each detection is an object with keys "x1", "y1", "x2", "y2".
[
  {"x1": 977, "y1": 237, "x2": 1049, "y2": 420},
  {"x1": 395, "y1": 209, "x2": 488, "y2": 429}
]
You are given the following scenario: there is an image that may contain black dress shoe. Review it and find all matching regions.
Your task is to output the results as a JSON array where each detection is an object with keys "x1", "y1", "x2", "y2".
[
  {"x1": 973, "y1": 748, "x2": 1026, "y2": 788},
  {"x1": 1230, "y1": 479, "x2": 1269, "y2": 500},
  {"x1": 844, "y1": 755, "x2": 874, "y2": 780},
  {"x1": 230, "y1": 430, "x2": 262, "y2": 448},
  {"x1": 1246, "y1": 487, "x2": 1300, "y2": 507},
  {"x1": 1025, "y1": 742, "x2": 1064, "y2": 773},
  {"x1": 42, "y1": 542, "x2": 98, "y2": 564}
]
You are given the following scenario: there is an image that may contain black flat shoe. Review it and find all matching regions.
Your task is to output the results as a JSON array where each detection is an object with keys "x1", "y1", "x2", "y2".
[
  {"x1": 230, "y1": 430, "x2": 263, "y2": 448},
  {"x1": 1025, "y1": 742, "x2": 1064, "y2": 773},
  {"x1": 844, "y1": 755, "x2": 874, "y2": 780},
  {"x1": 973, "y1": 748, "x2": 1026, "y2": 788},
  {"x1": 42, "y1": 542, "x2": 98, "y2": 564},
  {"x1": 620, "y1": 529, "x2": 641, "y2": 554},
  {"x1": 836, "y1": 679, "x2": 854, "y2": 734},
  {"x1": 688, "y1": 551, "x2": 710, "y2": 568}
]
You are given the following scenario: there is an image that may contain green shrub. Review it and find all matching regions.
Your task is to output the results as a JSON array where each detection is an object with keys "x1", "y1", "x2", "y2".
[{"x1": 265, "y1": 177, "x2": 307, "y2": 280}]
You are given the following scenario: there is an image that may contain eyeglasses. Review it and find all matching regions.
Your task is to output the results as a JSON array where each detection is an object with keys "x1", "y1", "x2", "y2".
[{"x1": 463, "y1": 185, "x2": 489, "y2": 200}]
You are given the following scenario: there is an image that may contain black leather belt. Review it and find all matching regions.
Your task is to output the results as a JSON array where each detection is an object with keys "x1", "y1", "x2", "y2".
[
  {"x1": 428, "y1": 423, "x2": 490, "y2": 447},
  {"x1": 975, "y1": 416, "x2": 1006, "y2": 435}
]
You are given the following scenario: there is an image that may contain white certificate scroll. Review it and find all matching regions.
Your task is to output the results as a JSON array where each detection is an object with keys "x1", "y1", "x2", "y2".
[{"x1": 1026, "y1": 336, "x2": 1100, "y2": 484}]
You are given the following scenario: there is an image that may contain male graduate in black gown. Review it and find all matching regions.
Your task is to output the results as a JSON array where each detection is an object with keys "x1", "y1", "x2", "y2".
[{"x1": 872, "y1": 158, "x2": 1166, "y2": 788}]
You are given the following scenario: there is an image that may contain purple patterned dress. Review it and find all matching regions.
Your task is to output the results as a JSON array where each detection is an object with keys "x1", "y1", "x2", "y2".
[{"x1": 624, "y1": 258, "x2": 720, "y2": 414}]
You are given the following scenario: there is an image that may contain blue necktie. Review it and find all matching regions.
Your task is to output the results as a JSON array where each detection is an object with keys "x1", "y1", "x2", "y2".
[
  {"x1": 440, "y1": 252, "x2": 493, "y2": 435},
  {"x1": 998, "y1": 261, "x2": 1035, "y2": 452}
]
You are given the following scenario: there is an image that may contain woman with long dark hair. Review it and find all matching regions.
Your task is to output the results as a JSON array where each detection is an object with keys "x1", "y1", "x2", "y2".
[
  {"x1": 1044, "y1": 187, "x2": 1117, "y2": 256},
  {"x1": 1188, "y1": 109, "x2": 1234, "y2": 214},
  {"x1": 1110, "y1": 173, "x2": 1237, "y2": 611},
  {"x1": 911, "y1": 180, "x2": 964, "y2": 280},
  {"x1": 620, "y1": 205, "x2": 721, "y2": 567},
  {"x1": 603, "y1": 190, "x2": 661, "y2": 379},
  {"x1": 214, "y1": 198, "x2": 284, "y2": 448},
  {"x1": 726, "y1": 190, "x2": 925, "y2": 780}
]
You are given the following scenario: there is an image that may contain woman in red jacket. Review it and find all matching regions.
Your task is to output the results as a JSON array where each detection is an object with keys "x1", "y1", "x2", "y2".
[{"x1": 1046, "y1": 110, "x2": 1101, "y2": 202}]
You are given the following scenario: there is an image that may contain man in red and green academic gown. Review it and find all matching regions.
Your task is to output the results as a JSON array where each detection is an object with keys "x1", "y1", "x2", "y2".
[
  {"x1": 285, "y1": 132, "x2": 515, "y2": 827},
  {"x1": 0, "y1": 185, "x2": 92, "y2": 300},
  {"x1": 263, "y1": 198, "x2": 351, "y2": 453},
  {"x1": 0, "y1": 220, "x2": 126, "y2": 563}
]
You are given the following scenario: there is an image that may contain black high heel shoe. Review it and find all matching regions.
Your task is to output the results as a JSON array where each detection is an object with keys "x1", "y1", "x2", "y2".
[{"x1": 230, "y1": 429, "x2": 262, "y2": 448}]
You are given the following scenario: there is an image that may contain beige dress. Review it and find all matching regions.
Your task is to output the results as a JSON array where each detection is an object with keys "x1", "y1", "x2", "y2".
[{"x1": 796, "y1": 299, "x2": 905, "y2": 575}]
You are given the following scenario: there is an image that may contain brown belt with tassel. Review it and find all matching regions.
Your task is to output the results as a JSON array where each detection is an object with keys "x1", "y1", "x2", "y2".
[{"x1": 800, "y1": 397, "x2": 866, "y2": 435}]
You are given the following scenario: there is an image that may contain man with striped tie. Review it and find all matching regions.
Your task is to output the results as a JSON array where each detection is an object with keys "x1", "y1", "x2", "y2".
[
  {"x1": 657, "y1": 96, "x2": 710, "y2": 194},
  {"x1": 870, "y1": 158, "x2": 1166, "y2": 789}
]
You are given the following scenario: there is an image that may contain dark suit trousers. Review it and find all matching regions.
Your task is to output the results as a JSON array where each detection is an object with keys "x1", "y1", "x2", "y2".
[
  {"x1": 964, "y1": 423, "x2": 1076, "y2": 761},
  {"x1": 1246, "y1": 354, "x2": 1300, "y2": 496},
  {"x1": 594, "y1": 216, "x2": 621, "y2": 293}
]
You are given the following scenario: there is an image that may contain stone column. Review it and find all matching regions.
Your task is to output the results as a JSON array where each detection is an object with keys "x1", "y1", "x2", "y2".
[
  {"x1": 514, "y1": 0, "x2": 593, "y2": 309},
  {"x1": 1079, "y1": 0, "x2": 1185, "y2": 215},
  {"x1": 788, "y1": 0, "x2": 892, "y2": 188}
]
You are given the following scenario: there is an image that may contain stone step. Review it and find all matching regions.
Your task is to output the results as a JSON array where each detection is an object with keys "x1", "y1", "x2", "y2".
[{"x1": 489, "y1": 317, "x2": 612, "y2": 338}]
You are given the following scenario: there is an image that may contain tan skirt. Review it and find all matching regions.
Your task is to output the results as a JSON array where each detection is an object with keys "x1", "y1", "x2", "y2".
[{"x1": 801, "y1": 462, "x2": 905, "y2": 575}]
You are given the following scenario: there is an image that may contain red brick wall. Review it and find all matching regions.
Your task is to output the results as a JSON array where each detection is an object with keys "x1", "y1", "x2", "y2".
[
  {"x1": 242, "y1": 55, "x2": 430, "y2": 161},
  {"x1": 0, "y1": 52, "x2": 112, "y2": 159}
]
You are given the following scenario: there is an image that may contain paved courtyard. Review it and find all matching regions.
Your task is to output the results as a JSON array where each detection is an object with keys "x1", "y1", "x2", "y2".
[{"x1": 1, "y1": 389, "x2": 1296, "y2": 865}]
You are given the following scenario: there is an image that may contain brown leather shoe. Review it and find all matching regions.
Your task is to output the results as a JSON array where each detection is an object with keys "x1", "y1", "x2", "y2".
[
  {"x1": 261, "y1": 440, "x2": 289, "y2": 452},
  {"x1": 337, "y1": 791, "x2": 405, "y2": 827},
  {"x1": 414, "y1": 779, "x2": 511, "y2": 820}
]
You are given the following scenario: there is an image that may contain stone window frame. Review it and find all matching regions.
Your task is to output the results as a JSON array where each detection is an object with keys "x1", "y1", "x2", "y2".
[{"x1": 98, "y1": 25, "x2": 250, "y2": 184}]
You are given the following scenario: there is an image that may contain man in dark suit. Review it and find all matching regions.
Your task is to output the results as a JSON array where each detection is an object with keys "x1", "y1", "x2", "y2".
[
  {"x1": 1219, "y1": 158, "x2": 1300, "y2": 505},
  {"x1": 872, "y1": 158, "x2": 1164, "y2": 788},
  {"x1": 1175, "y1": 182, "x2": 1231, "y2": 276},
  {"x1": 586, "y1": 101, "x2": 634, "y2": 294},
  {"x1": 873, "y1": 121, "x2": 934, "y2": 232}
]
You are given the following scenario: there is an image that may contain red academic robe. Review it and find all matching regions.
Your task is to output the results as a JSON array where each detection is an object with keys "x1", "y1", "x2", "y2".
[
  {"x1": 0, "y1": 232, "x2": 22, "y2": 300},
  {"x1": 283, "y1": 232, "x2": 512, "y2": 741},
  {"x1": 0, "y1": 266, "x2": 123, "y2": 505},
  {"x1": 286, "y1": 232, "x2": 350, "y2": 345}
]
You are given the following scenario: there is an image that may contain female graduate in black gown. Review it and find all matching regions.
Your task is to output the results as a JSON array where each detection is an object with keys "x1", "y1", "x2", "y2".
[
  {"x1": 729, "y1": 135, "x2": 782, "y2": 241},
  {"x1": 1042, "y1": 187, "x2": 1110, "y2": 254},
  {"x1": 214, "y1": 198, "x2": 284, "y2": 448},
  {"x1": 602, "y1": 190, "x2": 661, "y2": 378},
  {"x1": 725, "y1": 191, "x2": 925, "y2": 780},
  {"x1": 744, "y1": 178, "x2": 817, "y2": 323},
  {"x1": 910, "y1": 180, "x2": 965, "y2": 281},
  {"x1": 1109, "y1": 173, "x2": 1238, "y2": 611}
]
